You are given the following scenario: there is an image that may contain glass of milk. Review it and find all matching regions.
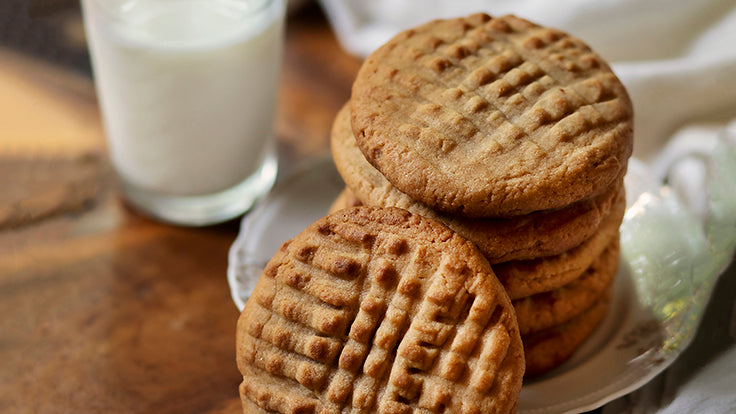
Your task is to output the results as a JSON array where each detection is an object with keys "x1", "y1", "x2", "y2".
[{"x1": 81, "y1": 0, "x2": 284, "y2": 225}]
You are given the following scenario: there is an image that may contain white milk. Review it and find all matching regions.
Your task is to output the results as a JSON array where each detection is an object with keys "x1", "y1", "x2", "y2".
[{"x1": 83, "y1": 0, "x2": 284, "y2": 196}]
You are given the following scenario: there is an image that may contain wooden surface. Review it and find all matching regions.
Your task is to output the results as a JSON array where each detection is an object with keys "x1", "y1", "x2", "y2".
[
  {"x1": 2, "y1": 5, "x2": 735, "y2": 414},
  {"x1": 0, "y1": 6, "x2": 360, "y2": 413}
]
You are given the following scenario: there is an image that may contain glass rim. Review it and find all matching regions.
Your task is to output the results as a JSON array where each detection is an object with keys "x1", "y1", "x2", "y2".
[
  {"x1": 81, "y1": 0, "x2": 285, "y2": 52},
  {"x1": 83, "y1": 0, "x2": 278, "y2": 24}
]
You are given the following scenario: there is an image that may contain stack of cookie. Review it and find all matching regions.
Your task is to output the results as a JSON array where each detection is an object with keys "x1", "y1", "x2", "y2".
[{"x1": 330, "y1": 13, "x2": 632, "y2": 377}]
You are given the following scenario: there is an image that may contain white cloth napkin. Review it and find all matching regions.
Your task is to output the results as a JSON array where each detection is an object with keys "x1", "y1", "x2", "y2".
[
  {"x1": 316, "y1": 1, "x2": 736, "y2": 412},
  {"x1": 656, "y1": 345, "x2": 736, "y2": 414}
]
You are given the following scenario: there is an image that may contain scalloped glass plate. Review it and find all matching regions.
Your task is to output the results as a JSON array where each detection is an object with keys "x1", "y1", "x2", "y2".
[{"x1": 228, "y1": 132, "x2": 736, "y2": 413}]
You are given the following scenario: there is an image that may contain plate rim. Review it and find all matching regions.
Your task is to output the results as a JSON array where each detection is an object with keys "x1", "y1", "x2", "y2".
[{"x1": 227, "y1": 157, "x2": 703, "y2": 414}]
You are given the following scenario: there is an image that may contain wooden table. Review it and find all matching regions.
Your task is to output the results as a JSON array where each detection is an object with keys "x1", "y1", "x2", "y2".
[
  {"x1": 0, "y1": 6, "x2": 359, "y2": 413},
  {"x1": 2, "y1": 5, "x2": 735, "y2": 414}
]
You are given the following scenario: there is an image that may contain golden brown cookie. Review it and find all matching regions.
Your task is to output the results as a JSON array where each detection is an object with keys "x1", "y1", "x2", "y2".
[
  {"x1": 523, "y1": 288, "x2": 611, "y2": 377},
  {"x1": 350, "y1": 13, "x2": 633, "y2": 217},
  {"x1": 328, "y1": 187, "x2": 363, "y2": 214},
  {"x1": 512, "y1": 237, "x2": 619, "y2": 336},
  {"x1": 236, "y1": 207, "x2": 524, "y2": 414},
  {"x1": 495, "y1": 189, "x2": 624, "y2": 299},
  {"x1": 332, "y1": 104, "x2": 624, "y2": 264}
]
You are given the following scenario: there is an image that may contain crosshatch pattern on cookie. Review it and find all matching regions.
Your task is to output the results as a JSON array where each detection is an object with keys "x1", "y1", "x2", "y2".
[
  {"x1": 351, "y1": 14, "x2": 633, "y2": 217},
  {"x1": 237, "y1": 207, "x2": 524, "y2": 414}
]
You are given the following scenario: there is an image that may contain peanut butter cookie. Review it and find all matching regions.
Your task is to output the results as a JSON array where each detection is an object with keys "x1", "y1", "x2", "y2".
[
  {"x1": 332, "y1": 104, "x2": 624, "y2": 264},
  {"x1": 513, "y1": 238, "x2": 619, "y2": 335},
  {"x1": 350, "y1": 14, "x2": 633, "y2": 217},
  {"x1": 523, "y1": 288, "x2": 611, "y2": 377},
  {"x1": 237, "y1": 207, "x2": 524, "y2": 413},
  {"x1": 495, "y1": 190, "x2": 624, "y2": 299}
]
